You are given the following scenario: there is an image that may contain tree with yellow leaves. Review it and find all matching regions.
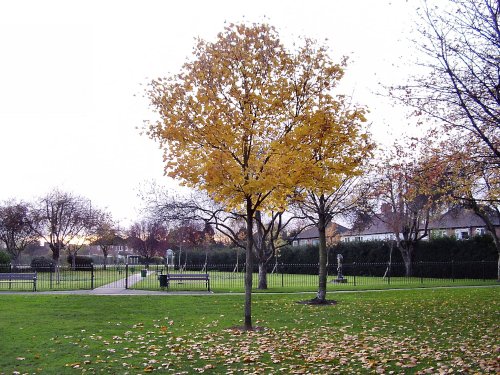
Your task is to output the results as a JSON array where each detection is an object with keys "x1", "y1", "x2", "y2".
[
  {"x1": 146, "y1": 23, "x2": 372, "y2": 328},
  {"x1": 293, "y1": 106, "x2": 373, "y2": 302}
]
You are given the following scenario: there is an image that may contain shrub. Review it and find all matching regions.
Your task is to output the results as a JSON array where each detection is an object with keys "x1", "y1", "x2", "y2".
[
  {"x1": 0, "y1": 250, "x2": 11, "y2": 264},
  {"x1": 0, "y1": 251, "x2": 12, "y2": 273},
  {"x1": 66, "y1": 255, "x2": 93, "y2": 270},
  {"x1": 31, "y1": 257, "x2": 56, "y2": 272}
]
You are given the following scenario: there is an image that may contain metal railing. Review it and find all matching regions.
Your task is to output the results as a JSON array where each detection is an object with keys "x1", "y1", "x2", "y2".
[{"x1": 0, "y1": 261, "x2": 497, "y2": 292}]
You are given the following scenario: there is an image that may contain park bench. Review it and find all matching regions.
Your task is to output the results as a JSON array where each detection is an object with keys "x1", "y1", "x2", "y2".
[
  {"x1": 160, "y1": 273, "x2": 210, "y2": 291},
  {"x1": 0, "y1": 272, "x2": 37, "y2": 291}
]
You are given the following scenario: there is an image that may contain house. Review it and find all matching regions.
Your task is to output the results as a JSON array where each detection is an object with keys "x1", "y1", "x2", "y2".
[
  {"x1": 292, "y1": 223, "x2": 349, "y2": 246},
  {"x1": 428, "y1": 208, "x2": 500, "y2": 240},
  {"x1": 341, "y1": 207, "x2": 499, "y2": 243},
  {"x1": 341, "y1": 217, "x2": 396, "y2": 243},
  {"x1": 81, "y1": 244, "x2": 134, "y2": 261}
]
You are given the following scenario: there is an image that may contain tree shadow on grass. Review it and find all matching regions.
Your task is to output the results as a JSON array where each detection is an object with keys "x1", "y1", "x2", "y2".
[
  {"x1": 227, "y1": 326, "x2": 266, "y2": 332},
  {"x1": 296, "y1": 298, "x2": 337, "y2": 306}
]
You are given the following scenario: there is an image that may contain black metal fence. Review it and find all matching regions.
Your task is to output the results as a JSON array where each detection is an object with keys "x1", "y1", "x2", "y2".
[{"x1": 0, "y1": 261, "x2": 497, "y2": 292}]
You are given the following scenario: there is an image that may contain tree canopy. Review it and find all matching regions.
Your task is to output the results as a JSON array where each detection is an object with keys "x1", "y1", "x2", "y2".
[{"x1": 0, "y1": 200, "x2": 37, "y2": 263}]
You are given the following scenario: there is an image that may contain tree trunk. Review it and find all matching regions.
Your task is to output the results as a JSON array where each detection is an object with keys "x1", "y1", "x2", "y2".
[
  {"x1": 490, "y1": 234, "x2": 500, "y2": 281},
  {"x1": 316, "y1": 226, "x2": 327, "y2": 301},
  {"x1": 383, "y1": 241, "x2": 394, "y2": 279},
  {"x1": 399, "y1": 243, "x2": 413, "y2": 277},
  {"x1": 255, "y1": 210, "x2": 268, "y2": 290},
  {"x1": 51, "y1": 244, "x2": 60, "y2": 264},
  {"x1": 12, "y1": 252, "x2": 21, "y2": 265},
  {"x1": 484, "y1": 226, "x2": 499, "y2": 281},
  {"x1": 466, "y1": 200, "x2": 500, "y2": 281},
  {"x1": 316, "y1": 196, "x2": 328, "y2": 302},
  {"x1": 102, "y1": 247, "x2": 109, "y2": 270},
  {"x1": 244, "y1": 198, "x2": 254, "y2": 330},
  {"x1": 50, "y1": 244, "x2": 61, "y2": 284},
  {"x1": 497, "y1": 256, "x2": 500, "y2": 283},
  {"x1": 492, "y1": 237, "x2": 500, "y2": 282},
  {"x1": 258, "y1": 262, "x2": 268, "y2": 289}
]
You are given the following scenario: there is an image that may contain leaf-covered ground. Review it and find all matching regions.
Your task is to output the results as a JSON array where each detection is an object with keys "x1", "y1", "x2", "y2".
[{"x1": 1, "y1": 287, "x2": 498, "y2": 374}]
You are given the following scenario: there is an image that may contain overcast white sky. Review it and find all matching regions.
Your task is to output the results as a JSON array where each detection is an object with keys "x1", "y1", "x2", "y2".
[{"x1": 0, "y1": 0, "x2": 420, "y2": 225}]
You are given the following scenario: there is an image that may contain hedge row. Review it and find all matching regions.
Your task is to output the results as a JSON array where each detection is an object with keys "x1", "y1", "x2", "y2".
[
  {"x1": 167, "y1": 236, "x2": 497, "y2": 266},
  {"x1": 332, "y1": 236, "x2": 497, "y2": 263}
]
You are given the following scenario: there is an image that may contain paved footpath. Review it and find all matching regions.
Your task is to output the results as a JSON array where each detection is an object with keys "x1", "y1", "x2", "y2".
[
  {"x1": 0, "y1": 278, "x2": 497, "y2": 296},
  {"x1": 90, "y1": 270, "x2": 150, "y2": 294}
]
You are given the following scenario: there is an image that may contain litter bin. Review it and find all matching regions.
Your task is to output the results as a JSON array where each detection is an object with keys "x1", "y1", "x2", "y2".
[
  {"x1": 141, "y1": 269, "x2": 147, "y2": 277},
  {"x1": 159, "y1": 274, "x2": 168, "y2": 288}
]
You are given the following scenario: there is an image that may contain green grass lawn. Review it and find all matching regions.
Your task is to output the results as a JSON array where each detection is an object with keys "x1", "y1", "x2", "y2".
[{"x1": 0, "y1": 287, "x2": 498, "y2": 374}]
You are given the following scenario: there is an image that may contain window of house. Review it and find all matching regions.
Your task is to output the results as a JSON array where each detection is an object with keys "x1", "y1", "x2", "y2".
[
  {"x1": 354, "y1": 236, "x2": 362, "y2": 242},
  {"x1": 432, "y1": 229, "x2": 447, "y2": 238},
  {"x1": 292, "y1": 240, "x2": 298, "y2": 247},
  {"x1": 475, "y1": 228, "x2": 486, "y2": 236},
  {"x1": 455, "y1": 229, "x2": 470, "y2": 240}
]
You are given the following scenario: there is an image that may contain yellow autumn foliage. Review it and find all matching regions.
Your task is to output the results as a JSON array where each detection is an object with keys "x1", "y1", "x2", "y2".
[{"x1": 146, "y1": 23, "x2": 372, "y2": 214}]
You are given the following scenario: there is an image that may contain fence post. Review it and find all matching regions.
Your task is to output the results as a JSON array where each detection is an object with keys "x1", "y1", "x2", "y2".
[
  {"x1": 91, "y1": 264, "x2": 94, "y2": 289},
  {"x1": 353, "y1": 262, "x2": 357, "y2": 286},
  {"x1": 50, "y1": 268, "x2": 53, "y2": 289},
  {"x1": 420, "y1": 261, "x2": 423, "y2": 284},
  {"x1": 125, "y1": 264, "x2": 129, "y2": 289},
  {"x1": 482, "y1": 260, "x2": 485, "y2": 282}
]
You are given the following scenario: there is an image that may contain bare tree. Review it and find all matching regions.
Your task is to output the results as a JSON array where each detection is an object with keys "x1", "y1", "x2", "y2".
[
  {"x1": 128, "y1": 219, "x2": 168, "y2": 268},
  {"x1": 395, "y1": 0, "x2": 499, "y2": 160},
  {"x1": 423, "y1": 140, "x2": 500, "y2": 279},
  {"x1": 392, "y1": 0, "x2": 499, "y2": 276},
  {"x1": 28, "y1": 189, "x2": 96, "y2": 264},
  {"x1": 143, "y1": 188, "x2": 247, "y2": 250},
  {"x1": 294, "y1": 177, "x2": 369, "y2": 303},
  {"x1": 91, "y1": 211, "x2": 120, "y2": 270},
  {"x1": 0, "y1": 200, "x2": 38, "y2": 264},
  {"x1": 167, "y1": 220, "x2": 215, "y2": 270},
  {"x1": 254, "y1": 210, "x2": 304, "y2": 289},
  {"x1": 368, "y1": 146, "x2": 445, "y2": 276},
  {"x1": 66, "y1": 208, "x2": 105, "y2": 269}
]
